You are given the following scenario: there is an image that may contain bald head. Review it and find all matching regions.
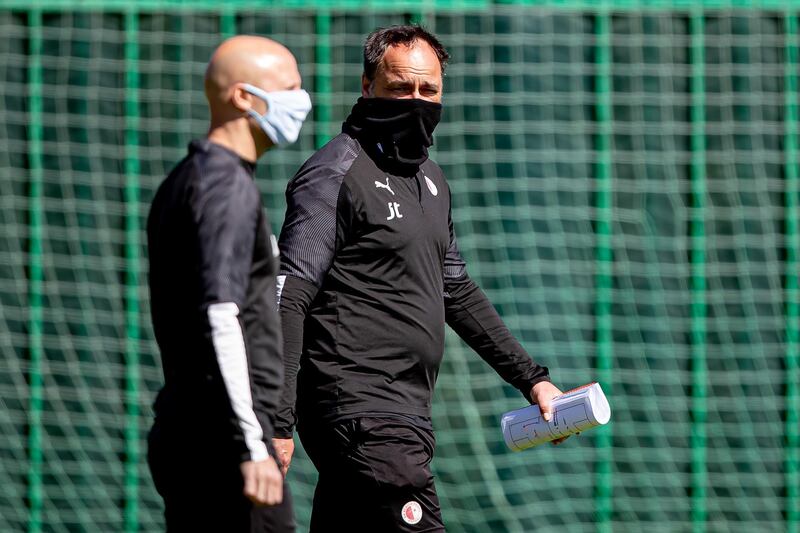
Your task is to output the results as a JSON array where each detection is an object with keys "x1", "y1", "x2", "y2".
[
  {"x1": 205, "y1": 36, "x2": 301, "y2": 104},
  {"x1": 203, "y1": 35, "x2": 304, "y2": 159}
]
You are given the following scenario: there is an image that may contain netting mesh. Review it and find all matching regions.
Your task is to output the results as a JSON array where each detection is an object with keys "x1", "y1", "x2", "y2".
[{"x1": 0, "y1": 5, "x2": 797, "y2": 532}]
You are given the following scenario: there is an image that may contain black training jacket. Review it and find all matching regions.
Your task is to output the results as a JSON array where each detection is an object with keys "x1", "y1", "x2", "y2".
[
  {"x1": 275, "y1": 124, "x2": 550, "y2": 437},
  {"x1": 147, "y1": 139, "x2": 282, "y2": 462}
]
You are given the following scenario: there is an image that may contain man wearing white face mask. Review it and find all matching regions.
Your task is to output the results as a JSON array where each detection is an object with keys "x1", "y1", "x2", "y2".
[{"x1": 146, "y1": 35, "x2": 310, "y2": 532}]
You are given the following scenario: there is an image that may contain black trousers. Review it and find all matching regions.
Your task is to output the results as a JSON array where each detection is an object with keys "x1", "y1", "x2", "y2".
[
  {"x1": 299, "y1": 414, "x2": 445, "y2": 533},
  {"x1": 148, "y1": 420, "x2": 295, "y2": 533}
]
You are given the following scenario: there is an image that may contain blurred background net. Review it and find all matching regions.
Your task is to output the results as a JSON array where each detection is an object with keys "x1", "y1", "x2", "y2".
[{"x1": 0, "y1": 1, "x2": 798, "y2": 532}]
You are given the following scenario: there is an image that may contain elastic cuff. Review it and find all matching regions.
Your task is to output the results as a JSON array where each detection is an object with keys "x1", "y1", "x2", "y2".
[
  {"x1": 522, "y1": 373, "x2": 551, "y2": 404},
  {"x1": 272, "y1": 428, "x2": 294, "y2": 439}
]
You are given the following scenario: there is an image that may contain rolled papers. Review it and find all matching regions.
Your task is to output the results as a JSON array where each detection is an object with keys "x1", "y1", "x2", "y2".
[{"x1": 501, "y1": 382, "x2": 611, "y2": 451}]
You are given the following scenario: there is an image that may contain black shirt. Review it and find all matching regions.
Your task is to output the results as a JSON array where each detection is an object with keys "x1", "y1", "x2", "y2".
[
  {"x1": 275, "y1": 120, "x2": 549, "y2": 436},
  {"x1": 147, "y1": 139, "x2": 282, "y2": 462}
]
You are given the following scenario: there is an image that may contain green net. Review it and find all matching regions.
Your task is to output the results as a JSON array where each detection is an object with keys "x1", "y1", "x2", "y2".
[{"x1": 0, "y1": 3, "x2": 798, "y2": 532}]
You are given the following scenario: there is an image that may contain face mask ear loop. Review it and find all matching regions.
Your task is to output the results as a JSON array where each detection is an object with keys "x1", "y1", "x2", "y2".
[
  {"x1": 247, "y1": 109, "x2": 281, "y2": 146},
  {"x1": 241, "y1": 85, "x2": 280, "y2": 145},
  {"x1": 240, "y1": 84, "x2": 270, "y2": 119}
]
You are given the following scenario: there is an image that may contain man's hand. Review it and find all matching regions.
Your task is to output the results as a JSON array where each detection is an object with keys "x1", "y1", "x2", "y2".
[
  {"x1": 272, "y1": 437, "x2": 295, "y2": 476},
  {"x1": 240, "y1": 456, "x2": 283, "y2": 506},
  {"x1": 530, "y1": 381, "x2": 571, "y2": 445}
]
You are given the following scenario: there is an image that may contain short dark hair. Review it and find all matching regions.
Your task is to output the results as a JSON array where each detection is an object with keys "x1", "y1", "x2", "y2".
[{"x1": 363, "y1": 25, "x2": 450, "y2": 81}]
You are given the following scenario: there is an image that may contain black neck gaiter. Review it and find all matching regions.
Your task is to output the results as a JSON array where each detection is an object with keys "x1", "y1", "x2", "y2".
[{"x1": 343, "y1": 97, "x2": 442, "y2": 171}]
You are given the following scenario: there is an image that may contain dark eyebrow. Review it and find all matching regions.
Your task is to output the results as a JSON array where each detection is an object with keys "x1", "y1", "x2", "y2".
[
  {"x1": 385, "y1": 80, "x2": 441, "y2": 93},
  {"x1": 386, "y1": 80, "x2": 415, "y2": 89}
]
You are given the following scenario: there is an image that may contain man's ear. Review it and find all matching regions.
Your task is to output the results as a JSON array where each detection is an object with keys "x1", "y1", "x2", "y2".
[
  {"x1": 361, "y1": 74, "x2": 372, "y2": 98},
  {"x1": 231, "y1": 84, "x2": 255, "y2": 113}
]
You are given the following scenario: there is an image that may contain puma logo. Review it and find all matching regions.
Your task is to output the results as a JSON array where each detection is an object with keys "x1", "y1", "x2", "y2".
[{"x1": 374, "y1": 177, "x2": 395, "y2": 196}]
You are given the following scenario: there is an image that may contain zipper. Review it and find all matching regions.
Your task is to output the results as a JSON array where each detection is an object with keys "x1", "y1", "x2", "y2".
[{"x1": 414, "y1": 171, "x2": 424, "y2": 212}]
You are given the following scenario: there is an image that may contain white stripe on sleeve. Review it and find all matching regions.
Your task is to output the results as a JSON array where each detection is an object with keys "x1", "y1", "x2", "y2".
[
  {"x1": 276, "y1": 275, "x2": 286, "y2": 308},
  {"x1": 207, "y1": 302, "x2": 269, "y2": 462}
]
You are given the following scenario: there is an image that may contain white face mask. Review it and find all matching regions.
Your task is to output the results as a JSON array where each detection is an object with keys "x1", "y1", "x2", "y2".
[{"x1": 241, "y1": 83, "x2": 312, "y2": 146}]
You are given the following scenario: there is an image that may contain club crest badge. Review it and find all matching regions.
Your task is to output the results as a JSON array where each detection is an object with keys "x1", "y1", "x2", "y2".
[{"x1": 401, "y1": 501, "x2": 423, "y2": 525}]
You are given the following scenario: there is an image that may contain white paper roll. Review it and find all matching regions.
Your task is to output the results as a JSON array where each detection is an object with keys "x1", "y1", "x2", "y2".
[{"x1": 501, "y1": 382, "x2": 611, "y2": 451}]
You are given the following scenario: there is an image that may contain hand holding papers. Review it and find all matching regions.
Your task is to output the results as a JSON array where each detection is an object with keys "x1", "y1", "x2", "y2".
[{"x1": 501, "y1": 382, "x2": 611, "y2": 451}]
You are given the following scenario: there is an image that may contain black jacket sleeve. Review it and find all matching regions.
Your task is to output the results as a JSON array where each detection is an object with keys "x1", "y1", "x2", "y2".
[
  {"x1": 443, "y1": 203, "x2": 550, "y2": 403},
  {"x1": 274, "y1": 276, "x2": 318, "y2": 437},
  {"x1": 194, "y1": 172, "x2": 259, "y2": 310},
  {"x1": 274, "y1": 136, "x2": 358, "y2": 437},
  {"x1": 192, "y1": 169, "x2": 274, "y2": 460}
]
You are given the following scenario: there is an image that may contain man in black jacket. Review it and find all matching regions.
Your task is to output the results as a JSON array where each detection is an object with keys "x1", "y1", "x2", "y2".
[
  {"x1": 273, "y1": 26, "x2": 565, "y2": 532},
  {"x1": 146, "y1": 35, "x2": 310, "y2": 532}
]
